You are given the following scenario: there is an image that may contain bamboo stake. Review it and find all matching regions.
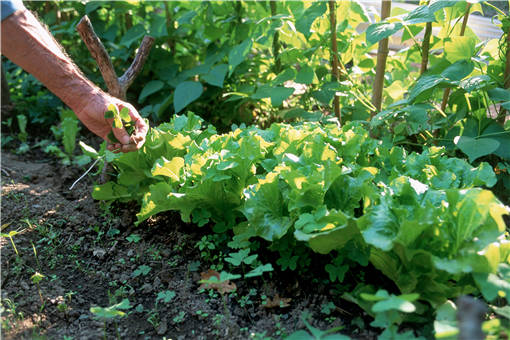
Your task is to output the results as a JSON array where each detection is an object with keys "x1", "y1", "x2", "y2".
[
  {"x1": 329, "y1": 0, "x2": 341, "y2": 124},
  {"x1": 440, "y1": 3, "x2": 471, "y2": 111},
  {"x1": 371, "y1": 0, "x2": 391, "y2": 114}
]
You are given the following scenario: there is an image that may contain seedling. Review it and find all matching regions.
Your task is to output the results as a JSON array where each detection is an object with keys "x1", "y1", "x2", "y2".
[
  {"x1": 90, "y1": 298, "x2": 131, "y2": 340},
  {"x1": 0, "y1": 224, "x2": 21, "y2": 256},
  {"x1": 172, "y1": 311, "x2": 186, "y2": 324},
  {"x1": 126, "y1": 234, "x2": 141, "y2": 243},
  {"x1": 285, "y1": 311, "x2": 348, "y2": 340},
  {"x1": 31, "y1": 272, "x2": 45, "y2": 306},
  {"x1": 132, "y1": 265, "x2": 151, "y2": 278},
  {"x1": 156, "y1": 290, "x2": 176, "y2": 304},
  {"x1": 104, "y1": 103, "x2": 135, "y2": 144}
]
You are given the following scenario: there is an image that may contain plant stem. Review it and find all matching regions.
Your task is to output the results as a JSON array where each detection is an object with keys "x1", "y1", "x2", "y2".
[
  {"x1": 329, "y1": 0, "x2": 341, "y2": 123},
  {"x1": 420, "y1": 21, "x2": 432, "y2": 75},
  {"x1": 270, "y1": 1, "x2": 281, "y2": 74},
  {"x1": 505, "y1": 25, "x2": 510, "y2": 89},
  {"x1": 441, "y1": 2, "x2": 471, "y2": 111},
  {"x1": 164, "y1": 2, "x2": 176, "y2": 55},
  {"x1": 8, "y1": 236, "x2": 18, "y2": 256},
  {"x1": 371, "y1": 0, "x2": 391, "y2": 114}
]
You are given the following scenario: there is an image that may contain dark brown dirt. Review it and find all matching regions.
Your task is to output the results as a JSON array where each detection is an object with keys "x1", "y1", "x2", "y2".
[{"x1": 1, "y1": 150, "x2": 377, "y2": 339}]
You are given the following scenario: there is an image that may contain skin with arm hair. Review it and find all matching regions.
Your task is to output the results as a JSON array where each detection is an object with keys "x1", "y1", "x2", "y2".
[{"x1": 1, "y1": 7, "x2": 148, "y2": 152}]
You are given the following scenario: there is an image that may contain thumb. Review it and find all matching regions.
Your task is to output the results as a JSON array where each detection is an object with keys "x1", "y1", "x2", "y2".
[{"x1": 111, "y1": 125, "x2": 131, "y2": 145}]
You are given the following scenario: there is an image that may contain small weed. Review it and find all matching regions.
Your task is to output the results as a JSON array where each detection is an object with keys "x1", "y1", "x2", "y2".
[
  {"x1": 156, "y1": 290, "x2": 176, "y2": 304},
  {"x1": 172, "y1": 311, "x2": 186, "y2": 324},
  {"x1": 147, "y1": 245, "x2": 162, "y2": 261},
  {"x1": 1, "y1": 298, "x2": 24, "y2": 330},
  {"x1": 132, "y1": 265, "x2": 151, "y2": 278},
  {"x1": 126, "y1": 234, "x2": 141, "y2": 243},
  {"x1": 147, "y1": 310, "x2": 160, "y2": 329},
  {"x1": 90, "y1": 299, "x2": 131, "y2": 340},
  {"x1": 321, "y1": 301, "x2": 336, "y2": 315},
  {"x1": 196, "y1": 310, "x2": 209, "y2": 319},
  {"x1": 237, "y1": 288, "x2": 257, "y2": 308},
  {"x1": 31, "y1": 272, "x2": 45, "y2": 305}
]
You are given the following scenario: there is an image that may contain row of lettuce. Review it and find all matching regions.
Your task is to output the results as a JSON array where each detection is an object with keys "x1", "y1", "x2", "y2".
[{"x1": 88, "y1": 112, "x2": 509, "y2": 332}]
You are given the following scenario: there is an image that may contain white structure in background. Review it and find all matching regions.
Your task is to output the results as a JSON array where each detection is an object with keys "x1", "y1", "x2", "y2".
[{"x1": 356, "y1": 0, "x2": 503, "y2": 51}]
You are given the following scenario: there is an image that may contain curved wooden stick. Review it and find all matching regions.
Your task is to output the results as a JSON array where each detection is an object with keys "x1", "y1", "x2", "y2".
[
  {"x1": 76, "y1": 15, "x2": 122, "y2": 98},
  {"x1": 119, "y1": 35, "x2": 155, "y2": 95},
  {"x1": 76, "y1": 15, "x2": 154, "y2": 100}
]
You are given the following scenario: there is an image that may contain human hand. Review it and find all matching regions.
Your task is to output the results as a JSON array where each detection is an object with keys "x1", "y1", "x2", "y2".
[{"x1": 74, "y1": 93, "x2": 148, "y2": 153}]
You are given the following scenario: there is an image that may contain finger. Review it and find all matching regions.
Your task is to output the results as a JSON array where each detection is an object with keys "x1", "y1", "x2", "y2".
[
  {"x1": 111, "y1": 125, "x2": 131, "y2": 145},
  {"x1": 107, "y1": 143, "x2": 122, "y2": 153},
  {"x1": 119, "y1": 143, "x2": 139, "y2": 153}
]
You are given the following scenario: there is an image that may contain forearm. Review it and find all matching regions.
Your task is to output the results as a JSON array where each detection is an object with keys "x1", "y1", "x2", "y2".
[{"x1": 1, "y1": 8, "x2": 101, "y2": 118}]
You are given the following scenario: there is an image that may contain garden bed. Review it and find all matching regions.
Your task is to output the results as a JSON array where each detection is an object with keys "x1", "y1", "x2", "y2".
[{"x1": 1, "y1": 148, "x2": 377, "y2": 339}]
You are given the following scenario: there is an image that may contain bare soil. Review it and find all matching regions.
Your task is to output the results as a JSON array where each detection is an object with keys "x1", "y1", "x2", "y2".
[{"x1": 1, "y1": 150, "x2": 377, "y2": 340}]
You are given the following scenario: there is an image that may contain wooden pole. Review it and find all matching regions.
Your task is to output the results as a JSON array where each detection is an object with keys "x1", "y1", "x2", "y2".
[
  {"x1": 329, "y1": 0, "x2": 341, "y2": 124},
  {"x1": 371, "y1": 0, "x2": 391, "y2": 114}
]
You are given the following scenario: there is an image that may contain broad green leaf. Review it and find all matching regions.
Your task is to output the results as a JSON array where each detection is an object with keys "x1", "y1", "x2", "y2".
[
  {"x1": 152, "y1": 157, "x2": 184, "y2": 183},
  {"x1": 272, "y1": 68, "x2": 297, "y2": 85},
  {"x1": 366, "y1": 22, "x2": 403, "y2": 46},
  {"x1": 403, "y1": 5, "x2": 436, "y2": 25},
  {"x1": 252, "y1": 86, "x2": 294, "y2": 106},
  {"x1": 150, "y1": 15, "x2": 168, "y2": 38},
  {"x1": 203, "y1": 64, "x2": 228, "y2": 88},
  {"x1": 228, "y1": 39, "x2": 252, "y2": 76},
  {"x1": 137, "y1": 182, "x2": 176, "y2": 224},
  {"x1": 295, "y1": 65, "x2": 315, "y2": 85},
  {"x1": 460, "y1": 75, "x2": 491, "y2": 92},
  {"x1": 441, "y1": 60, "x2": 474, "y2": 81},
  {"x1": 487, "y1": 88, "x2": 510, "y2": 102},
  {"x1": 493, "y1": 306, "x2": 510, "y2": 319},
  {"x1": 474, "y1": 269, "x2": 510, "y2": 302},
  {"x1": 428, "y1": 1, "x2": 458, "y2": 14},
  {"x1": 90, "y1": 307, "x2": 125, "y2": 319},
  {"x1": 445, "y1": 36, "x2": 476, "y2": 63},
  {"x1": 62, "y1": 117, "x2": 78, "y2": 156},
  {"x1": 85, "y1": 1, "x2": 103, "y2": 14},
  {"x1": 408, "y1": 75, "x2": 450, "y2": 102},
  {"x1": 372, "y1": 295, "x2": 417, "y2": 313},
  {"x1": 119, "y1": 24, "x2": 145, "y2": 47},
  {"x1": 454, "y1": 136, "x2": 500, "y2": 163},
  {"x1": 295, "y1": 2, "x2": 327, "y2": 39},
  {"x1": 241, "y1": 178, "x2": 293, "y2": 241},
  {"x1": 480, "y1": 123, "x2": 510, "y2": 160},
  {"x1": 285, "y1": 330, "x2": 313, "y2": 340},
  {"x1": 294, "y1": 208, "x2": 358, "y2": 254},
  {"x1": 139, "y1": 80, "x2": 165, "y2": 103},
  {"x1": 92, "y1": 182, "x2": 130, "y2": 201},
  {"x1": 244, "y1": 263, "x2": 273, "y2": 278},
  {"x1": 174, "y1": 81, "x2": 203, "y2": 113}
]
